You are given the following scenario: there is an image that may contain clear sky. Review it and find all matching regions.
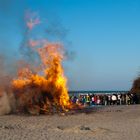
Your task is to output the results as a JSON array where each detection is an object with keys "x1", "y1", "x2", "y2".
[{"x1": 0, "y1": 0, "x2": 140, "y2": 90}]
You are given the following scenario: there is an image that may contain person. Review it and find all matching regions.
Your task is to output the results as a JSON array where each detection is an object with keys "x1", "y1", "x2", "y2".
[
  {"x1": 70, "y1": 95, "x2": 74, "y2": 103},
  {"x1": 112, "y1": 94, "x2": 117, "y2": 105},
  {"x1": 73, "y1": 96, "x2": 77, "y2": 104},
  {"x1": 121, "y1": 94, "x2": 125, "y2": 105},
  {"x1": 104, "y1": 95, "x2": 108, "y2": 106},
  {"x1": 126, "y1": 94, "x2": 130, "y2": 105},
  {"x1": 82, "y1": 96, "x2": 86, "y2": 106},
  {"x1": 133, "y1": 93, "x2": 139, "y2": 104},
  {"x1": 86, "y1": 94, "x2": 90, "y2": 106},
  {"x1": 108, "y1": 95, "x2": 111, "y2": 105},
  {"x1": 94, "y1": 95, "x2": 97, "y2": 105},
  {"x1": 76, "y1": 97, "x2": 79, "y2": 105},
  {"x1": 100, "y1": 95, "x2": 103, "y2": 105},
  {"x1": 97, "y1": 96, "x2": 101, "y2": 105},
  {"x1": 91, "y1": 95, "x2": 95, "y2": 105},
  {"x1": 130, "y1": 94, "x2": 134, "y2": 104},
  {"x1": 117, "y1": 94, "x2": 122, "y2": 105}
]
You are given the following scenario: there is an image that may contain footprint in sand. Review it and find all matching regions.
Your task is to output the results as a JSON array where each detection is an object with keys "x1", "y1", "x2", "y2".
[{"x1": 55, "y1": 125, "x2": 114, "y2": 136}]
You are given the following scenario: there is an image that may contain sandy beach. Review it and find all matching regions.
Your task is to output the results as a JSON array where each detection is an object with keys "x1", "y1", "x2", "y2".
[{"x1": 0, "y1": 105, "x2": 139, "y2": 140}]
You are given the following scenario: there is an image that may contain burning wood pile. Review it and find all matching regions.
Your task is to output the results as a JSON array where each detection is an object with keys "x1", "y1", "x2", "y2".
[{"x1": 12, "y1": 43, "x2": 72, "y2": 114}]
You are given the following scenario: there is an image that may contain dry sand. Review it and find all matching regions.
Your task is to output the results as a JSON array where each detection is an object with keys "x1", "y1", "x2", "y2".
[{"x1": 0, "y1": 105, "x2": 140, "y2": 140}]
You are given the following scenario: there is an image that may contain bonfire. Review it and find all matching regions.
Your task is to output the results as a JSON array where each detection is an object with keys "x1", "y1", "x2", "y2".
[
  {"x1": 12, "y1": 42, "x2": 72, "y2": 114},
  {"x1": 11, "y1": 13, "x2": 73, "y2": 114}
]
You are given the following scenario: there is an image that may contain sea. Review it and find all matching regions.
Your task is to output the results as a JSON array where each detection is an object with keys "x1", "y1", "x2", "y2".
[{"x1": 68, "y1": 90, "x2": 128, "y2": 96}]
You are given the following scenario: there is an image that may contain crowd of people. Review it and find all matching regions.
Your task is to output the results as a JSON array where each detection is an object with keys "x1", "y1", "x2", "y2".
[{"x1": 70, "y1": 93, "x2": 139, "y2": 106}]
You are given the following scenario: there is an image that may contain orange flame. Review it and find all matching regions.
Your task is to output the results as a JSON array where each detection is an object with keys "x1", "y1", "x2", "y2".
[{"x1": 12, "y1": 42, "x2": 71, "y2": 114}]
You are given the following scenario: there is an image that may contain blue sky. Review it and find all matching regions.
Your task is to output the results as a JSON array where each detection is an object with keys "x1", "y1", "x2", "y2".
[{"x1": 0, "y1": 0, "x2": 140, "y2": 90}]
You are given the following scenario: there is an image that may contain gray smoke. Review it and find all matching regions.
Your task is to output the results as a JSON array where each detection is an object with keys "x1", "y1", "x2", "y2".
[
  {"x1": 0, "y1": 55, "x2": 16, "y2": 115},
  {"x1": 0, "y1": 90, "x2": 16, "y2": 115},
  {"x1": 0, "y1": 91, "x2": 11, "y2": 115}
]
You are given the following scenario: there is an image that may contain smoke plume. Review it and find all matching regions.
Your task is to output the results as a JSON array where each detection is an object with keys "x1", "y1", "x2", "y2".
[{"x1": 0, "y1": 56, "x2": 16, "y2": 115}]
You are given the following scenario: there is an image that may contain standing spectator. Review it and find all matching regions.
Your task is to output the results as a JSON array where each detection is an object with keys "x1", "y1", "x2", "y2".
[
  {"x1": 121, "y1": 94, "x2": 125, "y2": 105},
  {"x1": 117, "y1": 94, "x2": 122, "y2": 105},
  {"x1": 104, "y1": 95, "x2": 108, "y2": 106},
  {"x1": 112, "y1": 94, "x2": 117, "y2": 105},
  {"x1": 108, "y1": 95, "x2": 111, "y2": 105},
  {"x1": 86, "y1": 94, "x2": 90, "y2": 106},
  {"x1": 91, "y1": 95, "x2": 95, "y2": 105},
  {"x1": 82, "y1": 96, "x2": 86, "y2": 106},
  {"x1": 130, "y1": 94, "x2": 134, "y2": 104},
  {"x1": 94, "y1": 95, "x2": 97, "y2": 105},
  {"x1": 126, "y1": 94, "x2": 130, "y2": 105},
  {"x1": 97, "y1": 96, "x2": 101, "y2": 105}
]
